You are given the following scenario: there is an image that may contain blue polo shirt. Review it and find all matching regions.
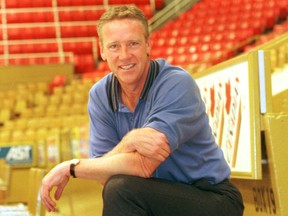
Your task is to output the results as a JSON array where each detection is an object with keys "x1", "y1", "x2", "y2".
[{"x1": 88, "y1": 58, "x2": 230, "y2": 184}]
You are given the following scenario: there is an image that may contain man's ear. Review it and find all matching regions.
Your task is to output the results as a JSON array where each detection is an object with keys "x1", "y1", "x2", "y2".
[
  {"x1": 146, "y1": 37, "x2": 152, "y2": 57},
  {"x1": 99, "y1": 43, "x2": 106, "y2": 61}
]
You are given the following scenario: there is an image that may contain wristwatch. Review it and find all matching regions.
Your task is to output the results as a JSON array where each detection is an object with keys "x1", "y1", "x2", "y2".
[{"x1": 70, "y1": 159, "x2": 80, "y2": 178}]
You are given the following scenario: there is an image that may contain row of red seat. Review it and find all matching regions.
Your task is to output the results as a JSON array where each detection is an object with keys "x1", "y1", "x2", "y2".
[
  {"x1": 4, "y1": 0, "x2": 164, "y2": 9},
  {"x1": 152, "y1": 29, "x2": 255, "y2": 46},
  {"x1": 244, "y1": 18, "x2": 288, "y2": 52},
  {"x1": 2, "y1": 6, "x2": 152, "y2": 24},
  {"x1": 4, "y1": 25, "x2": 98, "y2": 40},
  {"x1": 149, "y1": 0, "x2": 288, "y2": 69},
  {"x1": 0, "y1": 35, "x2": 97, "y2": 74},
  {"x1": 4, "y1": 9, "x2": 104, "y2": 24},
  {"x1": 1, "y1": 41, "x2": 96, "y2": 55},
  {"x1": 0, "y1": 0, "x2": 164, "y2": 74}
]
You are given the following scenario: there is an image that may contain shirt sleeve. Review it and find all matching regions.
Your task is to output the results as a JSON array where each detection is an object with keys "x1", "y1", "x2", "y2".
[{"x1": 144, "y1": 69, "x2": 209, "y2": 152}]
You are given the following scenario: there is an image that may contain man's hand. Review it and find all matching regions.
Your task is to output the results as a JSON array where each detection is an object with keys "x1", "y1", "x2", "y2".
[
  {"x1": 40, "y1": 161, "x2": 70, "y2": 212},
  {"x1": 120, "y1": 127, "x2": 171, "y2": 162}
]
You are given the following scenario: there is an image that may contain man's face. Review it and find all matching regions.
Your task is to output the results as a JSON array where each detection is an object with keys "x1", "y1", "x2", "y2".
[{"x1": 99, "y1": 19, "x2": 151, "y2": 87}]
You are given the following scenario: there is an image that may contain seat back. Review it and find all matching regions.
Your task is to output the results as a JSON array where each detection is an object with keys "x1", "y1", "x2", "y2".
[
  {"x1": 27, "y1": 168, "x2": 47, "y2": 216},
  {"x1": 0, "y1": 161, "x2": 11, "y2": 204}
]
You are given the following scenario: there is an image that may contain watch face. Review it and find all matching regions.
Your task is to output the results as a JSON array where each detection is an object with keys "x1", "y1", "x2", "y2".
[{"x1": 71, "y1": 159, "x2": 80, "y2": 165}]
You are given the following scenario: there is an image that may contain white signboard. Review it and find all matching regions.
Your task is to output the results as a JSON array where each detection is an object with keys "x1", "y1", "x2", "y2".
[{"x1": 195, "y1": 57, "x2": 262, "y2": 179}]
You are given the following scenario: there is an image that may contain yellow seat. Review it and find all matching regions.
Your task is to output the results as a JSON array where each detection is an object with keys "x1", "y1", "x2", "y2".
[
  {"x1": 58, "y1": 104, "x2": 71, "y2": 116},
  {"x1": 36, "y1": 82, "x2": 49, "y2": 95},
  {"x1": 14, "y1": 99, "x2": 28, "y2": 117},
  {"x1": 27, "y1": 168, "x2": 47, "y2": 216},
  {"x1": 49, "y1": 95, "x2": 61, "y2": 106},
  {"x1": 61, "y1": 94, "x2": 73, "y2": 106},
  {"x1": 14, "y1": 118, "x2": 28, "y2": 130},
  {"x1": 21, "y1": 108, "x2": 34, "y2": 119},
  {"x1": 33, "y1": 106, "x2": 46, "y2": 118},
  {"x1": 0, "y1": 168, "x2": 47, "y2": 216},
  {"x1": 11, "y1": 130, "x2": 25, "y2": 142},
  {"x1": 0, "y1": 130, "x2": 11, "y2": 143},
  {"x1": 0, "y1": 161, "x2": 11, "y2": 205},
  {"x1": 45, "y1": 104, "x2": 58, "y2": 117},
  {"x1": 0, "y1": 109, "x2": 11, "y2": 124}
]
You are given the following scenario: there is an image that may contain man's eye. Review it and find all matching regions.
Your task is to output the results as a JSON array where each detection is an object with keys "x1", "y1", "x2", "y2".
[
  {"x1": 108, "y1": 44, "x2": 119, "y2": 50},
  {"x1": 129, "y1": 41, "x2": 140, "y2": 47}
]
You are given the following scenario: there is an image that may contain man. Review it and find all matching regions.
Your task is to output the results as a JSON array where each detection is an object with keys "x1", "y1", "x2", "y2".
[{"x1": 40, "y1": 5, "x2": 244, "y2": 216}]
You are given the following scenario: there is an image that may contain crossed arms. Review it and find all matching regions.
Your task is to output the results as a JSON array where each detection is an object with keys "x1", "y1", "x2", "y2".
[{"x1": 40, "y1": 127, "x2": 170, "y2": 212}]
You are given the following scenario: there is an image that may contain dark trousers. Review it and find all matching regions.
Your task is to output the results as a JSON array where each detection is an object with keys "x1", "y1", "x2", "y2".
[{"x1": 102, "y1": 174, "x2": 244, "y2": 216}]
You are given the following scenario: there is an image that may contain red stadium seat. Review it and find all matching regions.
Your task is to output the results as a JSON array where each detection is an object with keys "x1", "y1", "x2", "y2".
[
  {"x1": 6, "y1": 11, "x2": 54, "y2": 23},
  {"x1": 63, "y1": 41, "x2": 94, "y2": 55},
  {"x1": 74, "y1": 25, "x2": 97, "y2": 37},
  {"x1": 0, "y1": 44, "x2": 4, "y2": 54},
  {"x1": 61, "y1": 25, "x2": 97, "y2": 38},
  {"x1": 5, "y1": 0, "x2": 19, "y2": 8},
  {"x1": 57, "y1": 0, "x2": 72, "y2": 7},
  {"x1": 69, "y1": 0, "x2": 85, "y2": 6},
  {"x1": 138, "y1": 5, "x2": 153, "y2": 19},
  {"x1": 58, "y1": 0, "x2": 102, "y2": 6},
  {"x1": 9, "y1": 43, "x2": 59, "y2": 54},
  {"x1": 36, "y1": 11, "x2": 55, "y2": 23},
  {"x1": 8, "y1": 27, "x2": 56, "y2": 40},
  {"x1": 58, "y1": 10, "x2": 73, "y2": 22},
  {"x1": 277, "y1": 0, "x2": 288, "y2": 19},
  {"x1": 97, "y1": 61, "x2": 109, "y2": 72},
  {"x1": 155, "y1": 0, "x2": 165, "y2": 10},
  {"x1": 59, "y1": 9, "x2": 102, "y2": 22},
  {"x1": 74, "y1": 54, "x2": 95, "y2": 74},
  {"x1": 6, "y1": 12, "x2": 21, "y2": 23},
  {"x1": 7, "y1": 28, "x2": 30, "y2": 40},
  {"x1": 9, "y1": 58, "x2": 28, "y2": 65},
  {"x1": 7, "y1": 0, "x2": 31, "y2": 8},
  {"x1": 60, "y1": 26, "x2": 75, "y2": 38},
  {"x1": 85, "y1": 9, "x2": 105, "y2": 21},
  {"x1": 5, "y1": 0, "x2": 52, "y2": 8},
  {"x1": 34, "y1": 27, "x2": 57, "y2": 39},
  {"x1": 32, "y1": 0, "x2": 53, "y2": 7},
  {"x1": 9, "y1": 44, "x2": 24, "y2": 54},
  {"x1": 82, "y1": 0, "x2": 104, "y2": 5}
]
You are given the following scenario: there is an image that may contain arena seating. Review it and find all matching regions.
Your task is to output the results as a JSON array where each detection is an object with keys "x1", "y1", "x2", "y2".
[
  {"x1": 0, "y1": 161, "x2": 10, "y2": 204},
  {"x1": 0, "y1": 2, "x2": 287, "y2": 215},
  {"x1": 1, "y1": 0, "x2": 286, "y2": 75},
  {"x1": 243, "y1": 18, "x2": 288, "y2": 52},
  {"x1": 0, "y1": 0, "x2": 287, "y2": 134},
  {"x1": 0, "y1": 0, "x2": 287, "y2": 137},
  {"x1": 0, "y1": 0, "x2": 163, "y2": 74},
  {"x1": 150, "y1": 0, "x2": 288, "y2": 73},
  {"x1": 0, "y1": 167, "x2": 47, "y2": 216}
]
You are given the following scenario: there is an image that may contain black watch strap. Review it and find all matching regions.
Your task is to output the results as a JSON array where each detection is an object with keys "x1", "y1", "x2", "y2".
[
  {"x1": 70, "y1": 159, "x2": 80, "y2": 178},
  {"x1": 70, "y1": 163, "x2": 77, "y2": 178}
]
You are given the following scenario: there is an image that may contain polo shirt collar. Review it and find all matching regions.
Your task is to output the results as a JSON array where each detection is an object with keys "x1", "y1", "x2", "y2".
[{"x1": 108, "y1": 60, "x2": 160, "y2": 112}]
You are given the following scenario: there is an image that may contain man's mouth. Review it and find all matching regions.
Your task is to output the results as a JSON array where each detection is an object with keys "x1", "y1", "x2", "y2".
[{"x1": 119, "y1": 64, "x2": 135, "y2": 70}]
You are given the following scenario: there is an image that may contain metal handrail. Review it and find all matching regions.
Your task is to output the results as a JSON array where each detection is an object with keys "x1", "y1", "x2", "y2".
[{"x1": 148, "y1": 0, "x2": 199, "y2": 32}]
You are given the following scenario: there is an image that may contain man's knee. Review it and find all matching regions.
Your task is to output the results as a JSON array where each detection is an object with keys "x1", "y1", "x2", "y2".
[
  {"x1": 103, "y1": 174, "x2": 136, "y2": 201},
  {"x1": 102, "y1": 175, "x2": 150, "y2": 216}
]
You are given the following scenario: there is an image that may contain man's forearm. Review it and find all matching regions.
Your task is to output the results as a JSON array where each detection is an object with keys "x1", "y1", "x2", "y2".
[
  {"x1": 40, "y1": 150, "x2": 158, "y2": 212},
  {"x1": 74, "y1": 152, "x2": 157, "y2": 185},
  {"x1": 103, "y1": 140, "x2": 134, "y2": 158}
]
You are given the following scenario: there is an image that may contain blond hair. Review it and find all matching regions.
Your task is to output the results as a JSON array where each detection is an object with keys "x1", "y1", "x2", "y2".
[{"x1": 97, "y1": 5, "x2": 149, "y2": 43}]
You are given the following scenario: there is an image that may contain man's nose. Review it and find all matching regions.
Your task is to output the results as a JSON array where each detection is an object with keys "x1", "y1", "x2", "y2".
[{"x1": 119, "y1": 46, "x2": 131, "y2": 59}]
